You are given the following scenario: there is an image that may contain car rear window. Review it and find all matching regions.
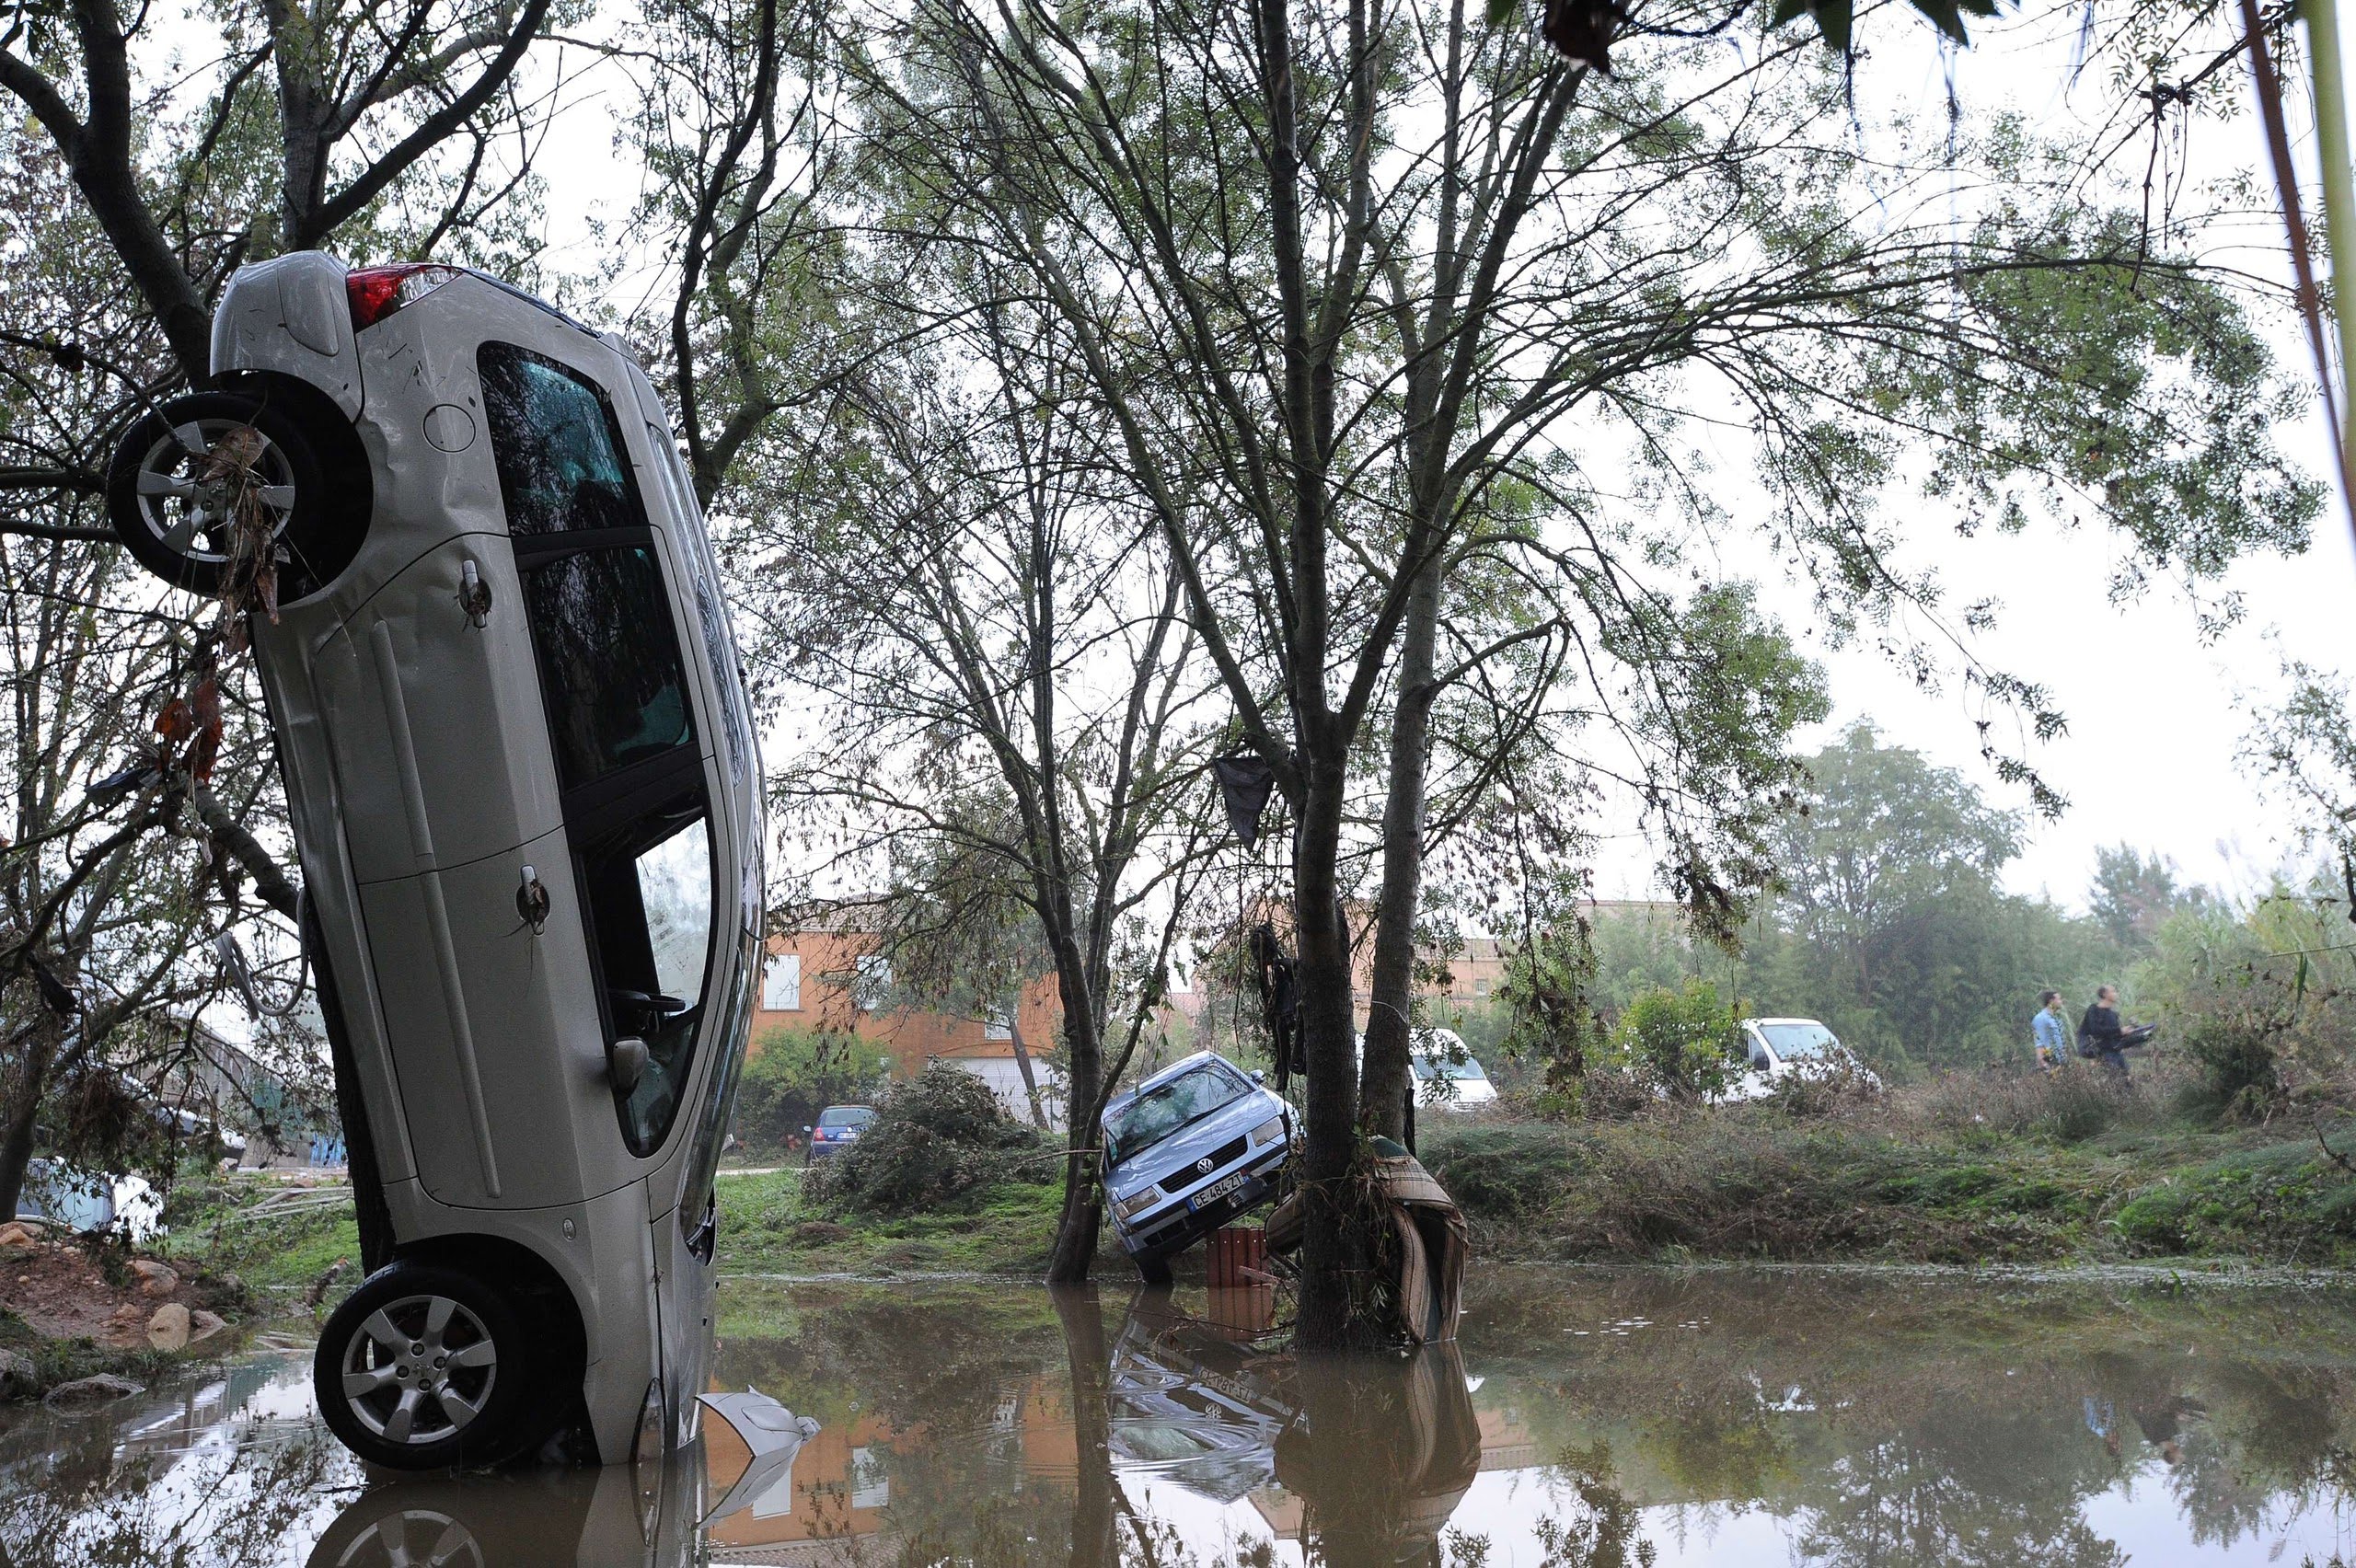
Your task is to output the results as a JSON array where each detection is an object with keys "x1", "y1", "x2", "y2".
[
  {"x1": 1104, "y1": 1064, "x2": 1250, "y2": 1165},
  {"x1": 819, "y1": 1107, "x2": 874, "y2": 1128},
  {"x1": 479, "y1": 343, "x2": 644, "y2": 536}
]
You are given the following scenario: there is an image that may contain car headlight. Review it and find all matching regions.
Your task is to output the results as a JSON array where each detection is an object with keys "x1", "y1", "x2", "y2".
[
  {"x1": 1249, "y1": 1114, "x2": 1287, "y2": 1147},
  {"x1": 1115, "y1": 1186, "x2": 1161, "y2": 1219}
]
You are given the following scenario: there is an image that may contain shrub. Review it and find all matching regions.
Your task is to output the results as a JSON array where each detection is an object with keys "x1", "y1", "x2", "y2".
[
  {"x1": 808, "y1": 1063, "x2": 1044, "y2": 1215},
  {"x1": 1608, "y1": 980, "x2": 1741, "y2": 1101},
  {"x1": 733, "y1": 1029, "x2": 893, "y2": 1154}
]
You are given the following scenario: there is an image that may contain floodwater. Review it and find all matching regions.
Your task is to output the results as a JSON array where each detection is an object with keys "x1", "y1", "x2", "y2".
[{"x1": 6, "y1": 1267, "x2": 2356, "y2": 1567}]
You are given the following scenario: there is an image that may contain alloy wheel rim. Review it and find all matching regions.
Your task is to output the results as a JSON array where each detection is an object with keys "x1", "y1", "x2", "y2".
[
  {"x1": 130, "y1": 417, "x2": 298, "y2": 566},
  {"x1": 338, "y1": 1293, "x2": 498, "y2": 1447}
]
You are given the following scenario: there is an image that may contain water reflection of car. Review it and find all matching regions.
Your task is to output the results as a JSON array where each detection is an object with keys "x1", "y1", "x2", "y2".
[
  {"x1": 1101, "y1": 1052, "x2": 1291, "y2": 1284},
  {"x1": 1722, "y1": 1017, "x2": 1882, "y2": 1101},
  {"x1": 805, "y1": 1103, "x2": 876, "y2": 1160},
  {"x1": 103, "y1": 254, "x2": 763, "y2": 1471},
  {"x1": 1108, "y1": 1302, "x2": 1296, "y2": 1501}
]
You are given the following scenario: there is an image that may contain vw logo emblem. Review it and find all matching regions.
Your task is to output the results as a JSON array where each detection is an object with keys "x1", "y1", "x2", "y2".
[{"x1": 1195, "y1": 1157, "x2": 1214, "y2": 1174}]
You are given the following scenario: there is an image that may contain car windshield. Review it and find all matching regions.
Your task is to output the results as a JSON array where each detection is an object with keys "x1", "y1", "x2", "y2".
[
  {"x1": 1760, "y1": 1022, "x2": 1839, "y2": 1058},
  {"x1": 819, "y1": 1107, "x2": 874, "y2": 1128},
  {"x1": 1105, "y1": 1064, "x2": 1251, "y2": 1164},
  {"x1": 1412, "y1": 1054, "x2": 1487, "y2": 1081}
]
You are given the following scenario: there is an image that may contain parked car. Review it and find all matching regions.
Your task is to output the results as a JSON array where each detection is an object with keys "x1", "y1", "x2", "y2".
[
  {"x1": 1721, "y1": 1017, "x2": 1882, "y2": 1101},
  {"x1": 14, "y1": 1157, "x2": 163, "y2": 1243},
  {"x1": 105, "y1": 254, "x2": 763, "y2": 1471},
  {"x1": 805, "y1": 1104, "x2": 877, "y2": 1159},
  {"x1": 1350, "y1": 1027, "x2": 1499, "y2": 1112},
  {"x1": 1101, "y1": 1052, "x2": 1291, "y2": 1284}
]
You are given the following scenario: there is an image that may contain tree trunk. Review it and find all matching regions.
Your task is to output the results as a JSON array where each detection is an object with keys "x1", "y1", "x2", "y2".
[
  {"x1": 1006, "y1": 1013, "x2": 1050, "y2": 1129},
  {"x1": 0, "y1": 1019, "x2": 60, "y2": 1227},
  {"x1": 1291, "y1": 755, "x2": 1383, "y2": 1350},
  {"x1": 1360, "y1": 552, "x2": 1443, "y2": 1142},
  {"x1": 1043, "y1": 951, "x2": 1106, "y2": 1283}
]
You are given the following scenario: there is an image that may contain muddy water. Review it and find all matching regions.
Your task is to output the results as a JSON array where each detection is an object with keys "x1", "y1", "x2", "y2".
[{"x1": 6, "y1": 1267, "x2": 2356, "y2": 1566}]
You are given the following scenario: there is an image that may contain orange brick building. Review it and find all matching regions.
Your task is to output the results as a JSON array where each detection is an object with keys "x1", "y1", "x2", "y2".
[{"x1": 750, "y1": 923, "x2": 1066, "y2": 1121}]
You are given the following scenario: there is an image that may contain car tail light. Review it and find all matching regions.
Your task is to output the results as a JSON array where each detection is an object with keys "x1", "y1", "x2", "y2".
[
  {"x1": 1249, "y1": 1114, "x2": 1287, "y2": 1147},
  {"x1": 1115, "y1": 1186, "x2": 1161, "y2": 1219},
  {"x1": 346, "y1": 264, "x2": 460, "y2": 329}
]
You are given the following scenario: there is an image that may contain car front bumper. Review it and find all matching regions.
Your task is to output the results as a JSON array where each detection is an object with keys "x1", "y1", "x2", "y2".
[{"x1": 1113, "y1": 1148, "x2": 1288, "y2": 1257}]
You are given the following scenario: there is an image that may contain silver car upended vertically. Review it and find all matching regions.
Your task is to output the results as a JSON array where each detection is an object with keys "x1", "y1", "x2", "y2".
[{"x1": 103, "y1": 254, "x2": 762, "y2": 1470}]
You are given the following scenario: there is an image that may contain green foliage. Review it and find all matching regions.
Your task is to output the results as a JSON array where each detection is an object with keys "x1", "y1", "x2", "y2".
[
  {"x1": 733, "y1": 1028, "x2": 893, "y2": 1154},
  {"x1": 1607, "y1": 980, "x2": 1740, "y2": 1101},
  {"x1": 1496, "y1": 923, "x2": 1609, "y2": 1102},
  {"x1": 808, "y1": 1063, "x2": 1045, "y2": 1216}
]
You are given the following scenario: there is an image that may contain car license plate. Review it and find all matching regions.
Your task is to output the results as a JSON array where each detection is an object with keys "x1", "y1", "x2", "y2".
[{"x1": 1187, "y1": 1171, "x2": 1250, "y2": 1212}]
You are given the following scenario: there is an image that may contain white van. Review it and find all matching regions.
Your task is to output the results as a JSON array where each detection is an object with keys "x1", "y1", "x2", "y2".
[
  {"x1": 1722, "y1": 1017, "x2": 1881, "y2": 1101},
  {"x1": 105, "y1": 255, "x2": 762, "y2": 1470},
  {"x1": 1351, "y1": 1027, "x2": 1498, "y2": 1112}
]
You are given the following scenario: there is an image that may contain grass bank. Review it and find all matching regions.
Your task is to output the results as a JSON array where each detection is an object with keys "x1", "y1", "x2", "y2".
[{"x1": 1422, "y1": 1066, "x2": 2356, "y2": 1268}]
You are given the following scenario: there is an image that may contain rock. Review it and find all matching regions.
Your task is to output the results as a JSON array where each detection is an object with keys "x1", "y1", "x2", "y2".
[
  {"x1": 0, "y1": 1348, "x2": 37, "y2": 1398},
  {"x1": 0, "y1": 1221, "x2": 38, "y2": 1250},
  {"x1": 146, "y1": 1302, "x2": 191, "y2": 1352},
  {"x1": 188, "y1": 1309, "x2": 226, "y2": 1344},
  {"x1": 130, "y1": 1259, "x2": 179, "y2": 1297},
  {"x1": 44, "y1": 1373, "x2": 142, "y2": 1410}
]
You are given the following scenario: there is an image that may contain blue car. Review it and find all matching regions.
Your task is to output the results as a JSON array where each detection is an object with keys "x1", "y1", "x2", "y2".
[
  {"x1": 807, "y1": 1104, "x2": 877, "y2": 1159},
  {"x1": 1101, "y1": 1052, "x2": 1292, "y2": 1283}
]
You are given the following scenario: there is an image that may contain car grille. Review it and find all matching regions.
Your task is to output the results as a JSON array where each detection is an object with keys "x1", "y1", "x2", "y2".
[{"x1": 1190, "y1": 1135, "x2": 1249, "y2": 1176}]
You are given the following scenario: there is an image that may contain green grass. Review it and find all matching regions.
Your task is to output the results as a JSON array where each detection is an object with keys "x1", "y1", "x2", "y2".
[
  {"x1": 162, "y1": 1179, "x2": 364, "y2": 1299},
  {"x1": 717, "y1": 1167, "x2": 1066, "y2": 1275},
  {"x1": 1418, "y1": 1103, "x2": 2356, "y2": 1268}
]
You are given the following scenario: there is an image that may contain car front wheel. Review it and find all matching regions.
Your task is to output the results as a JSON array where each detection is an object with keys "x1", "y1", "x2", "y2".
[{"x1": 314, "y1": 1261, "x2": 538, "y2": 1470}]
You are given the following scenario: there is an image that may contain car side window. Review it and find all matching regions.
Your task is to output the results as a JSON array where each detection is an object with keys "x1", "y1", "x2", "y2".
[
  {"x1": 480, "y1": 344, "x2": 644, "y2": 535},
  {"x1": 520, "y1": 546, "x2": 696, "y2": 789},
  {"x1": 579, "y1": 801, "x2": 716, "y2": 1155}
]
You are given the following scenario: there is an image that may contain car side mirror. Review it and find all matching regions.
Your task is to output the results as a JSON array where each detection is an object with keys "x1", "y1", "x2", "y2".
[
  {"x1": 607, "y1": 1036, "x2": 649, "y2": 1092},
  {"x1": 1251, "y1": 1069, "x2": 1266, "y2": 1084},
  {"x1": 803, "y1": 1124, "x2": 814, "y2": 1134}
]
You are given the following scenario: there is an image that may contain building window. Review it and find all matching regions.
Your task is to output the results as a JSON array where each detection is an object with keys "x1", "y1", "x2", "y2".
[
  {"x1": 855, "y1": 954, "x2": 892, "y2": 1010},
  {"x1": 1473, "y1": 977, "x2": 1493, "y2": 997},
  {"x1": 850, "y1": 1447, "x2": 890, "y2": 1510},
  {"x1": 985, "y1": 1009, "x2": 1012, "y2": 1041},
  {"x1": 762, "y1": 953, "x2": 802, "y2": 1011}
]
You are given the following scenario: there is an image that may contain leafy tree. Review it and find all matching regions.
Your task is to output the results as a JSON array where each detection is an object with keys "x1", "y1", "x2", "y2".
[
  {"x1": 1608, "y1": 979, "x2": 1741, "y2": 1101},
  {"x1": 2090, "y1": 846, "x2": 2210, "y2": 953}
]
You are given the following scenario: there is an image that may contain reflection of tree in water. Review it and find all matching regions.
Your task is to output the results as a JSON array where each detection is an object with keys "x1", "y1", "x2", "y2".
[
  {"x1": 1533, "y1": 1442, "x2": 1658, "y2": 1568},
  {"x1": 2, "y1": 1425, "x2": 339, "y2": 1568},
  {"x1": 1788, "y1": 1435, "x2": 2125, "y2": 1568}
]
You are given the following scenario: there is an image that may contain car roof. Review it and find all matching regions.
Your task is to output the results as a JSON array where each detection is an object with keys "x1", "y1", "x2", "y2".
[
  {"x1": 1743, "y1": 1017, "x2": 1831, "y2": 1028},
  {"x1": 1102, "y1": 1051, "x2": 1234, "y2": 1118}
]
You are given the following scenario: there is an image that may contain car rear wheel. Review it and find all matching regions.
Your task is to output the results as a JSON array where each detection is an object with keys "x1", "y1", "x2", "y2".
[
  {"x1": 106, "y1": 389, "x2": 342, "y2": 597},
  {"x1": 314, "y1": 1261, "x2": 539, "y2": 1470}
]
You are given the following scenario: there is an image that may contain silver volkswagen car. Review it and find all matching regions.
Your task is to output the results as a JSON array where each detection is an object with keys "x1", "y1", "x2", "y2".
[
  {"x1": 104, "y1": 253, "x2": 762, "y2": 1470},
  {"x1": 1101, "y1": 1052, "x2": 1290, "y2": 1283}
]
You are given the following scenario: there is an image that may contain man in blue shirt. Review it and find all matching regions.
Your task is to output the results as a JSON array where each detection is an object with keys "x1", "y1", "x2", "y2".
[{"x1": 2032, "y1": 990, "x2": 2071, "y2": 1071}]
